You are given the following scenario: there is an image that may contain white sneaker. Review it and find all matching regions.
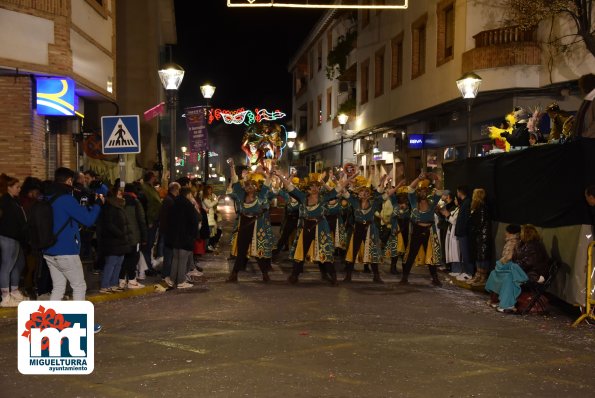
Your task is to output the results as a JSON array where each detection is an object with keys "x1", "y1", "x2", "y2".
[
  {"x1": 177, "y1": 281, "x2": 193, "y2": 289},
  {"x1": 99, "y1": 288, "x2": 113, "y2": 294},
  {"x1": 448, "y1": 272, "x2": 461, "y2": 277},
  {"x1": 207, "y1": 245, "x2": 215, "y2": 251},
  {"x1": 127, "y1": 279, "x2": 145, "y2": 289},
  {"x1": 151, "y1": 257, "x2": 164, "y2": 270},
  {"x1": 118, "y1": 279, "x2": 127, "y2": 289},
  {"x1": 456, "y1": 273, "x2": 472, "y2": 281},
  {"x1": 0, "y1": 295, "x2": 17, "y2": 307},
  {"x1": 187, "y1": 269, "x2": 204, "y2": 277},
  {"x1": 10, "y1": 290, "x2": 26, "y2": 302},
  {"x1": 163, "y1": 277, "x2": 174, "y2": 287}
]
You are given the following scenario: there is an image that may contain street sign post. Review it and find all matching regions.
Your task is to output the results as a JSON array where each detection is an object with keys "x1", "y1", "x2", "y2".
[{"x1": 101, "y1": 115, "x2": 141, "y2": 188}]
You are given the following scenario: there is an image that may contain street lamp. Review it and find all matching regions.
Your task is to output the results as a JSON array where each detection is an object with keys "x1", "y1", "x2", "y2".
[
  {"x1": 200, "y1": 83, "x2": 216, "y2": 182},
  {"x1": 456, "y1": 72, "x2": 482, "y2": 158},
  {"x1": 286, "y1": 131, "x2": 297, "y2": 174},
  {"x1": 337, "y1": 113, "x2": 349, "y2": 167},
  {"x1": 158, "y1": 63, "x2": 185, "y2": 183},
  {"x1": 181, "y1": 146, "x2": 187, "y2": 177}
]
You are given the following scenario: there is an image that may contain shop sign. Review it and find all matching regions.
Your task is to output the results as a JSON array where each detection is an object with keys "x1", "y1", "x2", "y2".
[
  {"x1": 36, "y1": 77, "x2": 76, "y2": 116},
  {"x1": 408, "y1": 134, "x2": 425, "y2": 149}
]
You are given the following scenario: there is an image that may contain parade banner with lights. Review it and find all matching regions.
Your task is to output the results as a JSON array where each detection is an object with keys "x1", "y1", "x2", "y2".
[
  {"x1": 227, "y1": 0, "x2": 408, "y2": 9},
  {"x1": 209, "y1": 108, "x2": 286, "y2": 126},
  {"x1": 35, "y1": 77, "x2": 76, "y2": 116},
  {"x1": 185, "y1": 106, "x2": 208, "y2": 161}
]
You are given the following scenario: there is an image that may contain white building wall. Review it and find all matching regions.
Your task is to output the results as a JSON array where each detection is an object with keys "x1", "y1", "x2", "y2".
[
  {"x1": 0, "y1": 9, "x2": 54, "y2": 66},
  {"x1": 71, "y1": 29, "x2": 114, "y2": 90},
  {"x1": 71, "y1": 0, "x2": 114, "y2": 52}
]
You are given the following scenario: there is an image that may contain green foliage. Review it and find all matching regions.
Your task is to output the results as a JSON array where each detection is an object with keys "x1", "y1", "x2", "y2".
[
  {"x1": 326, "y1": 30, "x2": 358, "y2": 80},
  {"x1": 337, "y1": 98, "x2": 356, "y2": 115}
]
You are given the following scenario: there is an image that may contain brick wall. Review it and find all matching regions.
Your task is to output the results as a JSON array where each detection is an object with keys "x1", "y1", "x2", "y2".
[
  {"x1": 462, "y1": 43, "x2": 541, "y2": 72},
  {"x1": 0, "y1": 76, "x2": 47, "y2": 180}
]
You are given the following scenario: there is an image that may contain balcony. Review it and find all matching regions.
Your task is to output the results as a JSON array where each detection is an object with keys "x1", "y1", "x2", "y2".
[{"x1": 462, "y1": 26, "x2": 541, "y2": 72}]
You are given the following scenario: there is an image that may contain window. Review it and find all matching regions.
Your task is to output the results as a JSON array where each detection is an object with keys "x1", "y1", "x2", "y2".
[
  {"x1": 391, "y1": 32, "x2": 404, "y2": 89},
  {"x1": 360, "y1": 58, "x2": 370, "y2": 104},
  {"x1": 327, "y1": 31, "x2": 333, "y2": 54},
  {"x1": 85, "y1": 0, "x2": 108, "y2": 18},
  {"x1": 374, "y1": 46, "x2": 385, "y2": 97},
  {"x1": 317, "y1": 94, "x2": 323, "y2": 125},
  {"x1": 317, "y1": 41, "x2": 323, "y2": 72},
  {"x1": 308, "y1": 100, "x2": 313, "y2": 130},
  {"x1": 309, "y1": 51, "x2": 314, "y2": 80},
  {"x1": 411, "y1": 14, "x2": 428, "y2": 79},
  {"x1": 437, "y1": 0, "x2": 455, "y2": 66},
  {"x1": 326, "y1": 87, "x2": 332, "y2": 121}
]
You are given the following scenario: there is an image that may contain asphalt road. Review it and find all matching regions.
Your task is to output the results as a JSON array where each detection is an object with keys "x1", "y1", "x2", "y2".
[{"x1": 1, "y1": 203, "x2": 594, "y2": 397}]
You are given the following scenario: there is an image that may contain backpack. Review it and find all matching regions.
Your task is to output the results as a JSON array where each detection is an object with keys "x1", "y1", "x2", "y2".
[{"x1": 28, "y1": 194, "x2": 70, "y2": 250}]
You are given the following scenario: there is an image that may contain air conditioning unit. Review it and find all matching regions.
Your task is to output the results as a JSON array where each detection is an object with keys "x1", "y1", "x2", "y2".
[
  {"x1": 338, "y1": 81, "x2": 349, "y2": 93},
  {"x1": 354, "y1": 139, "x2": 370, "y2": 155}
]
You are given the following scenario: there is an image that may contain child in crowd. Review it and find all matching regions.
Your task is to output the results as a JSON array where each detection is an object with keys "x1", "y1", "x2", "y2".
[{"x1": 485, "y1": 224, "x2": 524, "y2": 313}]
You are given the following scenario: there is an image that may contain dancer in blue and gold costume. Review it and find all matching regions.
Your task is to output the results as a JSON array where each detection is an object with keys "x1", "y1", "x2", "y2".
[
  {"x1": 275, "y1": 171, "x2": 343, "y2": 285},
  {"x1": 226, "y1": 160, "x2": 273, "y2": 283}
]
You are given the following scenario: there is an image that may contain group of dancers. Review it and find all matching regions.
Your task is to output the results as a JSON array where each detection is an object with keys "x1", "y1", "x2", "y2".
[{"x1": 225, "y1": 159, "x2": 445, "y2": 286}]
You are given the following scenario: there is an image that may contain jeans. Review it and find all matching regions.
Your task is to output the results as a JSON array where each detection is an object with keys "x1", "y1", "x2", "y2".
[
  {"x1": 0, "y1": 235, "x2": 25, "y2": 289},
  {"x1": 457, "y1": 236, "x2": 474, "y2": 275},
  {"x1": 44, "y1": 254, "x2": 87, "y2": 301},
  {"x1": 101, "y1": 255, "x2": 124, "y2": 289}
]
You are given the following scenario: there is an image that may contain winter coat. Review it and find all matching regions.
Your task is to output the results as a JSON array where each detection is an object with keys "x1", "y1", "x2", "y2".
[
  {"x1": 469, "y1": 203, "x2": 491, "y2": 262},
  {"x1": 512, "y1": 240, "x2": 549, "y2": 282},
  {"x1": 44, "y1": 183, "x2": 101, "y2": 256},
  {"x1": 0, "y1": 193, "x2": 27, "y2": 242},
  {"x1": 140, "y1": 182, "x2": 162, "y2": 226},
  {"x1": 165, "y1": 195, "x2": 199, "y2": 251},
  {"x1": 454, "y1": 196, "x2": 470, "y2": 237},
  {"x1": 203, "y1": 193, "x2": 218, "y2": 227},
  {"x1": 159, "y1": 193, "x2": 176, "y2": 232},
  {"x1": 97, "y1": 196, "x2": 132, "y2": 256},
  {"x1": 123, "y1": 193, "x2": 147, "y2": 251}
]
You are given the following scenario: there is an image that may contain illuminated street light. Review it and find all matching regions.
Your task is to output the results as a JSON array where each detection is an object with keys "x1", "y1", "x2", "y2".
[
  {"x1": 456, "y1": 72, "x2": 482, "y2": 158},
  {"x1": 200, "y1": 83, "x2": 216, "y2": 182},
  {"x1": 158, "y1": 63, "x2": 185, "y2": 183},
  {"x1": 337, "y1": 113, "x2": 349, "y2": 167}
]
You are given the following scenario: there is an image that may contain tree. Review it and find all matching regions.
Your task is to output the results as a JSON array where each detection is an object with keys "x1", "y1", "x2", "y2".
[{"x1": 502, "y1": 0, "x2": 594, "y2": 58}]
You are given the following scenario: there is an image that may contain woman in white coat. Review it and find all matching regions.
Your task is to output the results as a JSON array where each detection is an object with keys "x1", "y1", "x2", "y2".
[
  {"x1": 202, "y1": 185, "x2": 220, "y2": 251},
  {"x1": 440, "y1": 195, "x2": 462, "y2": 276}
]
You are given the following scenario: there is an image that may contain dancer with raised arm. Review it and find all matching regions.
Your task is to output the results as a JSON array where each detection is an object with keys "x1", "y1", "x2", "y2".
[
  {"x1": 226, "y1": 159, "x2": 273, "y2": 283},
  {"x1": 275, "y1": 170, "x2": 343, "y2": 285}
]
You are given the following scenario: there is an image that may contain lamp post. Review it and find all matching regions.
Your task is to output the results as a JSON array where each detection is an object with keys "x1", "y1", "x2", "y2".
[
  {"x1": 337, "y1": 113, "x2": 349, "y2": 167},
  {"x1": 456, "y1": 72, "x2": 482, "y2": 158},
  {"x1": 158, "y1": 63, "x2": 185, "y2": 184},
  {"x1": 287, "y1": 130, "x2": 297, "y2": 174},
  {"x1": 200, "y1": 83, "x2": 216, "y2": 183},
  {"x1": 181, "y1": 146, "x2": 187, "y2": 177}
]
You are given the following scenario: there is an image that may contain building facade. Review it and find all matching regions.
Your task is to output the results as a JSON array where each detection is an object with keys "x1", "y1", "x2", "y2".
[
  {"x1": 0, "y1": 0, "x2": 177, "y2": 183},
  {"x1": 289, "y1": 0, "x2": 595, "y2": 181}
]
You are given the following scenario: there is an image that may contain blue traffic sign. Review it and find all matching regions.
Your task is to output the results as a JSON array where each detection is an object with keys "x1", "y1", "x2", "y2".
[{"x1": 101, "y1": 115, "x2": 141, "y2": 154}]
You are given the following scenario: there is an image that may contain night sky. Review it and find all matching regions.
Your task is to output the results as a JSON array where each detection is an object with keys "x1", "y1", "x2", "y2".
[{"x1": 172, "y1": 1, "x2": 323, "y2": 161}]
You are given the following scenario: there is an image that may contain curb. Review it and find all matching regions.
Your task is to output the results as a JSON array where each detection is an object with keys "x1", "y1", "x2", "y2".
[{"x1": 0, "y1": 284, "x2": 163, "y2": 319}]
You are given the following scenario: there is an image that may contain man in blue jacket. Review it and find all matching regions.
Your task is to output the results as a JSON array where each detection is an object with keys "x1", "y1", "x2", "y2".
[{"x1": 43, "y1": 167, "x2": 103, "y2": 303}]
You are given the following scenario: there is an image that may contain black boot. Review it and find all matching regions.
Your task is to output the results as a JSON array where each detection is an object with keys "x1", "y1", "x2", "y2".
[
  {"x1": 371, "y1": 264, "x2": 383, "y2": 283},
  {"x1": 318, "y1": 263, "x2": 330, "y2": 282},
  {"x1": 343, "y1": 262, "x2": 354, "y2": 282},
  {"x1": 288, "y1": 262, "x2": 302, "y2": 284},
  {"x1": 429, "y1": 265, "x2": 442, "y2": 287},
  {"x1": 363, "y1": 264, "x2": 371, "y2": 273},
  {"x1": 325, "y1": 263, "x2": 338, "y2": 286},
  {"x1": 258, "y1": 263, "x2": 271, "y2": 283},
  {"x1": 226, "y1": 271, "x2": 238, "y2": 283},
  {"x1": 390, "y1": 257, "x2": 399, "y2": 275},
  {"x1": 399, "y1": 261, "x2": 412, "y2": 285}
]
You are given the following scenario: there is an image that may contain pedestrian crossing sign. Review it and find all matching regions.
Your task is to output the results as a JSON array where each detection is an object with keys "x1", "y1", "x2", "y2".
[{"x1": 101, "y1": 115, "x2": 141, "y2": 154}]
